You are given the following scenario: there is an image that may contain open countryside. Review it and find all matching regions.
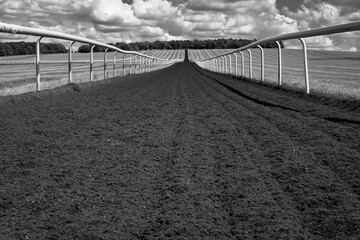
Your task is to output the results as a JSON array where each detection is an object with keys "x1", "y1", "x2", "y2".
[
  {"x1": 1, "y1": 55, "x2": 360, "y2": 239},
  {"x1": 1, "y1": 0, "x2": 360, "y2": 240},
  {"x1": 1, "y1": 48, "x2": 359, "y2": 99}
]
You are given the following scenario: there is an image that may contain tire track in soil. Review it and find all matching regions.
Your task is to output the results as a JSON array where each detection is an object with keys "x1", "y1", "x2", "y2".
[
  {"x1": 191, "y1": 64, "x2": 360, "y2": 239},
  {"x1": 195, "y1": 65, "x2": 360, "y2": 199},
  {"x1": 0, "y1": 71, "x2": 180, "y2": 240},
  {"x1": 188, "y1": 65, "x2": 310, "y2": 239},
  {"x1": 0, "y1": 62, "x2": 359, "y2": 240},
  {"x1": 190, "y1": 65, "x2": 311, "y2": 238},
  {"x1": 198, "y1": 65, "x2": 360, "y2": 151},
  {"x1": 137, "y1": 62, "x2": 239, "y2": 239}
]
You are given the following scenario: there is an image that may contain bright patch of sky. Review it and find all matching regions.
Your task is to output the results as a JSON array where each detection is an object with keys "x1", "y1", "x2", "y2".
[{"x1": 0, "y1": 0, "x2": 359, "y2": 51}]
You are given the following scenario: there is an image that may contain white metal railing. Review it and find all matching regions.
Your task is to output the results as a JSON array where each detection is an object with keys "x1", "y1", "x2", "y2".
[
  {"x1": 196, "y1": 21, "x2": 360, "y2": 94},
  {"x1": 0, "y1": 22, "x2": 171, "y2": 91}
]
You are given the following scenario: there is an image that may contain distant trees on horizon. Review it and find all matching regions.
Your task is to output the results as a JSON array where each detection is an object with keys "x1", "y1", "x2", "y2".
[
  {"x1": 0, "y1": 42, "x2": 67, "y2": 57},
  {"x1": 0, "y1": 38, "x2": 284, "y2": 56},
  {"x1": 79, "y1": 39, "x2": 285, "y2": 53}
]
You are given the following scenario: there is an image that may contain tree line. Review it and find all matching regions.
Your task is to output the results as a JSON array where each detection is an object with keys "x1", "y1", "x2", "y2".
[
  {"x1": 78, "y1": 39, "x2": 284, "y2": 53},
  {"x1": 0, "y1": 42, "x2": 67, "y2": 57},
  {"x1": 0, "y1": 38, "x2": 284, "y2": 56}
]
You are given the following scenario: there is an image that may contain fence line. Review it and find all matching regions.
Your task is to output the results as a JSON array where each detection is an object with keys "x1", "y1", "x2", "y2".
[
  {"x1": 0, "y1": 22, "x2": 173, "y2": 92},
  {"x1": 196, "y1": 21, "x2": 360, "y2": 94}
]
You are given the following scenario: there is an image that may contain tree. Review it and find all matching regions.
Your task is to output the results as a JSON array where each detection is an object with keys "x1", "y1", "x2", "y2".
[{"x1": 76, "y1": 38, "x2": 284, "y2": 53}]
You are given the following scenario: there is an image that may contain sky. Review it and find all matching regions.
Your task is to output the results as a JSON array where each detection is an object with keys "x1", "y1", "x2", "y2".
[{"x1": 0, "y1": 0, "x2": 359, "y2": 51}]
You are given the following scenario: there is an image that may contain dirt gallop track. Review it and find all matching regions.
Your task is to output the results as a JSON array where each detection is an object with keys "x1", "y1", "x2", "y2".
[{"x1": 1, "y1": 60, "x2": 360, "y2": 239}]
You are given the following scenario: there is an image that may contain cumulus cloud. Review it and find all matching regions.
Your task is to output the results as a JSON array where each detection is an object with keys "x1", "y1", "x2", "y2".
[
  {"x1": 132, "y1": 0, "x2": 177, "y2": 20},
  {"x1": 282, "y1": 1, "x2": 359, "y2": 50},
  {"x1": 139, "y1": 26, "x2": 164, "y2": 38},
  {"x1": 86, "y1": 0, "x2": 141, "y2": 27},
  {"x1": 0, "y1": 0, "x2": 358, "y2": 50}
]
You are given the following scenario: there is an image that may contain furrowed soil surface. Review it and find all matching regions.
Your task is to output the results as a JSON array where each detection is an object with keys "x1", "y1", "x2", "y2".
[{"x1": 1, "y1": 59, "x2": 359, "y2": 239}]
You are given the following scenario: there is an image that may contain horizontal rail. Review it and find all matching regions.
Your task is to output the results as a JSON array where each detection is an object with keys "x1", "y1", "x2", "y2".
[
  {"x1": 197, "y1": 21, "x2": 360, "y2": 94},
  {"x1": 202, "y1": 21, "x2": 360, "y2": 60},
  {"x1": 0, "y1": 22, "x2": 164, "y2": 61},
  {"x1": 0, "y1": 22, "x2": 179, "y2": 93},
  {"x1": 0, "y1": 59, "x2": 138, "y2": 65}
]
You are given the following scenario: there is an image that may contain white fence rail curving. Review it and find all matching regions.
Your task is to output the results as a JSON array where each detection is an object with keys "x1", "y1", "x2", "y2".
[
  {"x1": 0, "y1": 22, "x2": 171, "y2": 92},
  {"x1": 195, "y1": 21, "x2": 360, "y2": 94}
]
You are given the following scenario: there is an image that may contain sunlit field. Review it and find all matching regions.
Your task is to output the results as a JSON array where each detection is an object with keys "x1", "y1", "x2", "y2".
[
  {"x1": 0, "y1": 48, "x2": 359, "y2": 99},
  {"x1": 0, "y1": 50, "x2": 184, "y2": 95},
  {"x1": 189, "y1": 49, "x2": 360, "y2": 100}
]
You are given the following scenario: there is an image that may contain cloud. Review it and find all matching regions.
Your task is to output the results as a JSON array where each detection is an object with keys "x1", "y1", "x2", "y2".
[
  {"x1": 139, "y1": 26, "x2": 164, "y2": 38},
  {"x1": 187, "y1": 0, "x2": 278, "y2": 14},
  {"x1": 0, "y1": 0, "x2": 358, "y2": 50},
  {"x1": 87, "y1": 0, "x2": 141, "y2": 27},
  {"x1": 282, "y1": 1, "x2": 359, "y2": 50},
  {"x1": 132, "y1": 0, "x2": 177, "y2": 20},
  {"x1": 0, "y1": 33, "x2": 28, "y2": 40}
]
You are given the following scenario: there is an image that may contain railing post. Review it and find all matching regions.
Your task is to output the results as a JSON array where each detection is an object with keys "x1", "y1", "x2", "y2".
[
  {"x1": 90, "y1": 45, "x2": 95, "y2": 82},
  {"x1": 104, "y1": 48, "x2": 108, "y2": 80},
  {"x1": 129, "y1": 54, "x2": 133, "y2": 75},
  {"x1": 228, "y1": 54, "x2": 232, "y2": 74},
  {"x1": 221, "y1": 56, "x2": 227, "y2": 73},
  {"x1": 219, "y1": 58, "x2": 222, "y2": 73},
  {"x1": 299, "y1": 38, "x2": 310, "y2": 94},
  {"x1": 222, "y1": 57, "x2": 225, "y2": 73},
  {"x1": 275, "y1": 41, "x2": 282, "y2": 86},
  {"x1": 225, "y1": 56, "x2": 229, "y2": 74},
  {"x1": 68, "y1": 41, "x2": 75, "y2": 84},
  {"x1": 257, "y1": 45, "x2": 264, "y2": 82},
  {"x1": 233, "y1": 53, "x2": 238, "y2": 76},
  {"x1": 145, "y1": 57, "x2": 148, "y2": 72},
  {"x1": 140, "y1": 57, "x2": 144, "y2": 73},
  {"x1": 123, "y1": 53, "x2": 126, "y2": 76},
  {"x1": 218, "y1": 58, "x2": 221, "y2": 73},
  {"x1": 113, "y1": 51, "x2": 118, "y2": 77},
  {"x1": 36, "y1": 37, "x2": 43, "y2": 91},
  {"x1": 142, "y1": 57, "x2": 145, "y2": 73},
  {"x1": 138, "y1": 57, "x2": 141, "y2": 73},
  {"x1": 246, "y1": 49, "x2": 252, "y2": 79},
  {"x1": 134, "y1": 55, "x2": 138, "y2": 74},
  {"x1": 143, "y1": 57, "x2": 146, "y2": 72},
  {"x1": 240, "y1": 51, "x2": 244, "y2": 76}
]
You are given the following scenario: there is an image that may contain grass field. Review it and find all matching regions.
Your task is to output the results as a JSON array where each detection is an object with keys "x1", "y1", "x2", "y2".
[
  {"x1": 0, "y1": 48, "x2": 359, "y2": 99},
  {"x1": 189, "y1": 49, "x2": 360, "y2": 99},
  {"x1": 0, "y1": 50, "x2": 184, "y2": 95}
]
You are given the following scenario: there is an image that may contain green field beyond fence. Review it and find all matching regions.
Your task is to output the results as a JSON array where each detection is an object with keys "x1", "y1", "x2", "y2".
[{"x1": 0, "y1": 49, "x2": 359, "y2": 100}]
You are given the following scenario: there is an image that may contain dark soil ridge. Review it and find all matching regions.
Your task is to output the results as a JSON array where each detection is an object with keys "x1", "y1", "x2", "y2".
[{"x1": 1, "y1": 62, "x2": 359, "y2": 239}]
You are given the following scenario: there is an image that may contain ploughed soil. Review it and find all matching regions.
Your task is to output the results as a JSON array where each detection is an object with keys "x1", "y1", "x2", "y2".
[{"x1": 0, "y1": 60, "x2": 359, "y2": 240}]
